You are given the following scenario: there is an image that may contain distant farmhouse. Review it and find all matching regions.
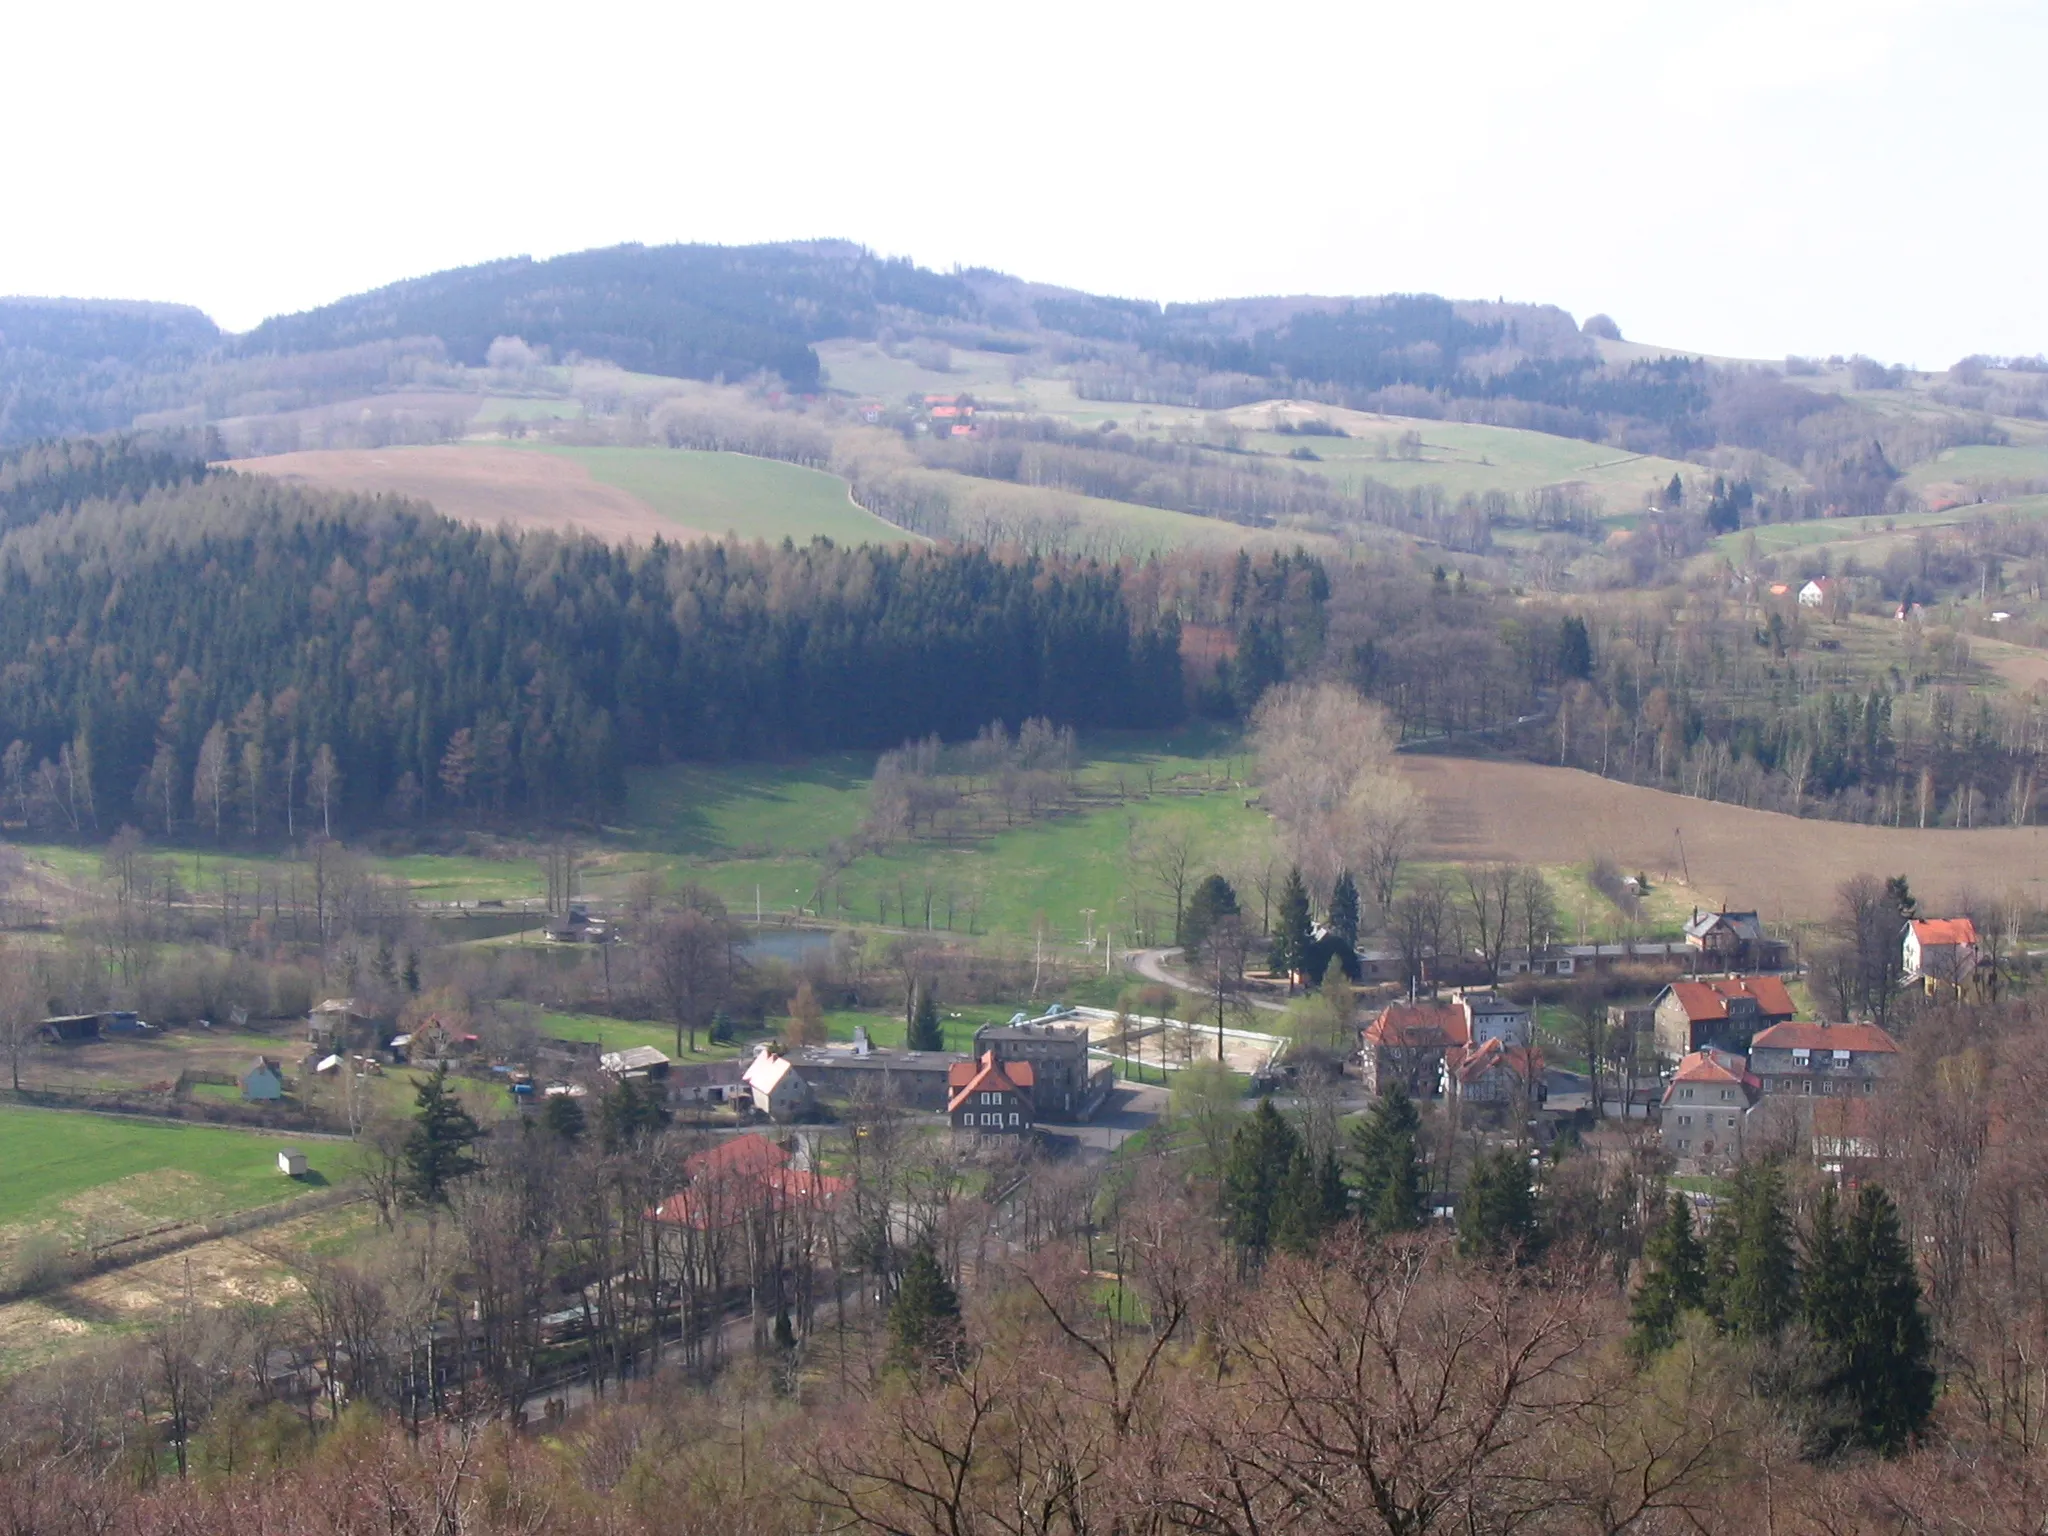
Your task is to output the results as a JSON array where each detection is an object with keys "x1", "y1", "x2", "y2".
[
  {"x1": 1903, "y1": 917, "x2": 1979, "y2": 992},
  {"x1": 947, "y1": 1051, "x2": 1035, "y2": 1136},
  {"x1": 1681, "y1": 909, "x2": 1789, "y2": 972},
  {"x1": 1653, "y1": 975, "x2": 1797, "y2": 1062}
]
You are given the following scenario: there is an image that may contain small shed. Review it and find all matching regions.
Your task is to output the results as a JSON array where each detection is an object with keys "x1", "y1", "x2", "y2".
[
  {"x1": 277, "y1": 1147, "x2": 308, "y2": 1177},
  {"x1": 242, "y1": 1057, "x2": 286, "y2": 1101}
]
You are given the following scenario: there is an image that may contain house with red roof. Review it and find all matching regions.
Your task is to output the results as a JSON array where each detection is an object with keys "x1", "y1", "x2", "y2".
[
  {"x1": 947, "y1": 1051, "x2": 1034, "y2": 1136},
  {"x1": 1359, "y1": 1000, "x2": 1470, "y2": 1098},
  {"x1": 1443, "y1": 1037, "x2": 1545, "y2": 1108},
  {"x1": 1661, "y1": 1048, "x2": 1760, "y2": 1173},
  {"x1": 650, "y1": 1133, "x2": 848, "y2": 1231},
  {"x1": 1747, "y1": 1020, "x2": 1898, "y2": 1098},
  {"x1": 1652, "y1": 975, "x2": 1796, "y2": 1062},
  {"x1": 1903, "y1": 917, "x2": 1979, "y2": 991}
]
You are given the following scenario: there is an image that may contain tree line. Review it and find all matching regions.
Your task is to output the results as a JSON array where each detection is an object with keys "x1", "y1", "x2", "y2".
[{"x1": 0, "y1": 445, "x2": 1184, "y2": 841}]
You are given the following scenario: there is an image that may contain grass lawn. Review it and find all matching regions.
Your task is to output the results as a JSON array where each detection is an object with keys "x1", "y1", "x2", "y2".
[
  {"x1": 536, "y1": 1010, "x2": 745, "y2": 1061},
  {"x1": 0, "y1": 1105, "x2": 347, "y2": 1233},
  {"x1": 1242, "y1": 416, "x2": 1704, "y2": 517},
  {"x1": 538, "y1": 446, "x2": 911, "y2": 546},
  {"x1": 625, "y1": 754, "x2": 875, "y2": 856}
]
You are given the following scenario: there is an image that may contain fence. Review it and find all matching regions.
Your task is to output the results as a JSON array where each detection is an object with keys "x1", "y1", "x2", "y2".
[{"x1": 0, "y1": 1184, "x2": 361, "y2": 1305}]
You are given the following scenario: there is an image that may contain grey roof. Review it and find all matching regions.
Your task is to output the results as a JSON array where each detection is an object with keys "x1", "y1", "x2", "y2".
[
  {"x1": 794, "y1": 1045, "x2": 965, "y2": 1073},
  {"x1": 1685, "y1": 910, "x2": 1763, "y2": 941},
  {"x1": 601, "y1": 1045, "x2": 671, "y2": 1072}
]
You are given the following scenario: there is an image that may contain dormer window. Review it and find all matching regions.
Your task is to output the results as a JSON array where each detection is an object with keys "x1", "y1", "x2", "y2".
[{"x1": 1792, "y1": 1048, "x2": 1811, "y2": 1063}]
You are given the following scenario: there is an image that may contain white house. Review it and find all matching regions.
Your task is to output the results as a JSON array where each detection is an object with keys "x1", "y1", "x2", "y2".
[
  {"x1": 1797, "y1": 578, "x2": 1830, "y2": 608},
  {"x1": 1903, "y1": 917, "x2": 1979, "y2": 989},
  {"x1": 742, "y1": 1048, "x2": 812, "y2": 1122}
]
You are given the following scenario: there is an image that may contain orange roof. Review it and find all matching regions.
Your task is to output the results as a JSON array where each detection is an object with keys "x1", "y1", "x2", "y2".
[
  {"x1": 947, "y1": 1051, "x2": 1034, "y2": 1114},
  {"x1": 685, "y1": 1133, "x2": 788, "y2": 1178},
  {"x1": 1445, "y1": 1038, "x2": 1543, "y2": 1084},
  {"x1": 1910, "y1": 917, "x2": 1979, "y2": 946},
  {"x1": 1662, "y1": 1048, "x2": 1758, "y2": 1104},
  {"x1": 1363, "y1": 1001, "x2": 1470, "y2": 1050},
  {"x1": 652, "y1": 1165, "x2": 847, "y2": 1229},
  {"x1": 1663, "y1": 975, "x2": 1796, "y2": 1023},
  {"x1": 1749, "y1": 1021, "x2": 1899, "y2": 1054}
]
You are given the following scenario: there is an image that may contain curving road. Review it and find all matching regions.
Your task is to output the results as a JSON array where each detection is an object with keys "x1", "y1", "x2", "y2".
[{"x1": 1123, "y1": 947, "x2": 1290, "y2": 1013}]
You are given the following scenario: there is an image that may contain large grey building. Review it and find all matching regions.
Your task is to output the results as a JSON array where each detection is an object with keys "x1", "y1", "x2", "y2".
[{"x1": 972, "y1": 1017, "x2": 1111, "y2": 1121}]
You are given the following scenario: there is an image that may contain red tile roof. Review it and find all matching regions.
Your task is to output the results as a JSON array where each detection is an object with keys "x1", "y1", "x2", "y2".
[
  {"x1": 655, "y1": 1135, "x2": 845, "y2": 1229},
  {"x1": 1362, "y1": 1001, "x2": 1471, "y2": 1050},
  {"x1": 685, "y1": 1132, "x2": 788, "y2": 1178},
  {"x1": 1749, "y1": 1021, "x2": 1899, "y2": 1054},
  {"x1": 947, "y1": 1051, "x2": 1034, "y2": 1114},
  {"x1": 1445, "y1": 1037, "x2": 1542, "y2": 1085},
  {"x1": 1662, "y1": 975, "x2": 1796, "y2": 1023},
  {"x1": 1662, "y1": 1048, "x2": 1759, "y2": 1105},
  {"x1": 1910, "y1": 917, "x2": 1979, "y2": 947}
]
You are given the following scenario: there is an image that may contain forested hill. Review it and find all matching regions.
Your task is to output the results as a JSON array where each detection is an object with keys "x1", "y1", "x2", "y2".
[
  {"x1": 0, "y1": 453, "x2": 1184, "y2": 839},
  {"x1": 0, "y1": 298, "x2": 220, "y2": 442},
  {"x1": 237, "y1": 242, "x2": 978, "y2": 392}
]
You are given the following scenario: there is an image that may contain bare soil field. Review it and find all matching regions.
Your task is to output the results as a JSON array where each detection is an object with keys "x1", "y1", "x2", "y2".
[
  {"x1": 0, "y1": 1202, "x2": 364, "y2": 1373},
  {"x1": 1399, "y1": 755, "x2": 2048, "y2": 924},
  {"x1": 228, "y1": 445, "x2": 678, "y2": 542}
]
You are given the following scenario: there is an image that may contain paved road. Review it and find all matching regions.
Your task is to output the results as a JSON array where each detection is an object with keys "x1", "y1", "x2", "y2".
[
  {"x1": 1037, "y1": 1081, "x2": 1171, "y2": 1157},
  {"x1": 1125, "y1": 948, "x2": 1290, "y2": 1013}
]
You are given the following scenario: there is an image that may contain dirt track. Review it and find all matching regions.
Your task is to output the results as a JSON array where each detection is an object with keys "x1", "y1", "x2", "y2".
[
  {"x1": 1398, "y1": 755, "x2": 2048, "y2": 924},
  {"x1": 229, "y1": 446, "x2": 681, "y2": 543}
]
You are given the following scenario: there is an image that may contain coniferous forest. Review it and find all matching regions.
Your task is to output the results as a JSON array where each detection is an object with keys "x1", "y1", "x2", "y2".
[{"x1": 0, "y1": 440, "x2": 1183, "y2": 838}]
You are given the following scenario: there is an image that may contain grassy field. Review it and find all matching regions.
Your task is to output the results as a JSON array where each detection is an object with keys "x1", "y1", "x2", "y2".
[
  {"x1": 16, "y1": 843, "x2": 543, "y2": 905},
  {"x1": 1708, "y1": 498, "x2": 2048, "y2": 561},
  {"x1": 0, "y1": 1105, "x2": 342, "y2": 1233},
  {"x1": 539, "y1": 446, "x2": 912, "y2": 545},
  {"x1": 1229, "y1": 406, "x2": 1710, "y2": 516},
  {"x1": 616, "y1": 729, "x2": 1264, "y2": 947}
]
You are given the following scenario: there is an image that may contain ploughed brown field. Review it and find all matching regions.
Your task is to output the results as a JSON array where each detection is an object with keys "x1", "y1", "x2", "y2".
[
  {"x1": 1399, "y1": 755, "x2": 2048, "y2": 924},
  {"x1": 227, "y1": 446, "x2": 679, "y2": 542}
]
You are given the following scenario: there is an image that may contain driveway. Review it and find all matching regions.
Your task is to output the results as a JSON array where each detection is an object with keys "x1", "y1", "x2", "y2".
[
  {"x1": 1125, "y1": 948, "x2": 1289, "y2": 1013},
  {"x1": 1036, "y1": 1081, "x2": 1170, "y2": 1157}
]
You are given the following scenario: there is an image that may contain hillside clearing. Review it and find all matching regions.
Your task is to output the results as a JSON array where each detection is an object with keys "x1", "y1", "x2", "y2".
[{"x1": 1399, "y1": 754, "x2": 2048, "y2": 924}]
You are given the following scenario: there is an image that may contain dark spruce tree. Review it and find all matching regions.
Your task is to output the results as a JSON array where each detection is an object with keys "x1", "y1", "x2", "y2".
[
  {"x1": 1708, "y1": 1161, "x2": 1799, "y2": 1338},
  {"x1": 1181, "y1": 873, "x2": 1240, "y2": 954},
  {"x1": 599, "y1": 1075, "x2": 670, "y2": 1151},
  {"x1": 1349, "y1": 1083, "x2": 1424, "y2": 1235},
  {"x1": 1458, "y1": 1146, "x2": 1540, "y2": 1263},
  {"x1": 541, "y1": 1091, "x2": 587, "y2": 1144},
  {"x1": 1270, "y1": 868, "x2": 1313, "y2": 988},
  {"x1": 1806, "y1": 1185, "x2": 1936, "y2": 1456},
  {"x1": 1328, "y1": 870, "x2": 1361, "y2": 953},
  {"x1": 402, "y1": 1066, "x2": 484, "y2": 1206},
  {"x1": 889, "y1": 1239, "x2": 964, "y2": 1373},
  {"x1": 907, "y1": 986, "x2": 945, "y2": 1053},
  {"x1": 1628, "y1": 1191, "x2": 1709, "y2": 1357},
  {"x1": 1221, "y1": 1099, "x2": 1301, "y2": 1260}
]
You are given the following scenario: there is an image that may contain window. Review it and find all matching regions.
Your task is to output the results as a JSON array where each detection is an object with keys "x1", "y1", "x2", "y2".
[
  {"x1": 1720, "y1": 1089, "x2": 1732, "y2": 1102},
  {"x1": 1802, "y1": 1079, "x2": 1812, "y2": 1095},
  {"x1": 1681, "y1": 1087, "x2": 1694, "y2": 1100},
  {"x1": 1678, "y1": 1113, "x2": 1692, "y2": 1126},
  {"x1": 1832, "y1": 1049, "x2": 1850, "y2": 1064},
  {"x1": 1792, "y1": 1048, "x2": 1810, "y2": 1063},
  {"x1": 1678, "y1": 1138, "x2": 1690, "y2": 1151},
  {"x1": 1009, "y1": 1113, "x2": 1019, "y2": 1126}
]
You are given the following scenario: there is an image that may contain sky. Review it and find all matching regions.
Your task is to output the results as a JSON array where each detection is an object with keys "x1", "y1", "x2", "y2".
[{"x1": 6, "y1": 0, "x2": 2044, "y2": 366}]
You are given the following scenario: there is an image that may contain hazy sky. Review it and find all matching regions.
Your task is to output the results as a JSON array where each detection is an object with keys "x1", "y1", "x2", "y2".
[{"x1": 8, "y1": 0, "x2": 2043, "y2": 365}]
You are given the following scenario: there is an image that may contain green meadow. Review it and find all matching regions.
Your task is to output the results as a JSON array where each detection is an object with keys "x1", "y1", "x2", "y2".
[
  {"x1": 539, "y1": 446, "x2": 911, "y2": 545},
  {"x1": 0, "y1": 1105, "x2": 342, "y2": 1232}
]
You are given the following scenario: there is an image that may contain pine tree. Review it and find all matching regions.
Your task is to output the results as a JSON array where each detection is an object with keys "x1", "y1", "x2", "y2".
[
  {"x1": 401, "y1": 949, "x2": 421, "y2": 995},
  {"x1": 541, "y1": 1091, "x2": 586, "y2": 1144},
  {"x1": 402, "y1": 1066, "x2": 484, "y2": 1206},
  {"x1": 599, "y1": 1074, "x2": 669, "y2": 1151},
  {"x1": 1271, "y1": 867, "x2": 1312, "y2": 986},
  {"x1": 1350, "y1": 1084, "x2": 1423, "y2": 1234},
  {"x1": 890, "y1": 1240, "x2": 963, "y2": 1373},
  {"x1": 1822, "y1": 1186, "x2": 1936, "y2": 1455},
  {"x1": 1712, "y1": 1161, "x2": 1799, "y2": 1338},
  {"x1": 1270, "y1": 1148, "x2": 1324, "y2": 1256},
  {"x1": 1459, "y1": 1146, "x2": 1539, "y2": 1262},
  {"x1": 907, "y1": 985, "x2": 944, "y2": 1052},
  {"x1": 1801, "y1": 1184, "x2": 1854, "y2": 1348},
  {"x1": 1629, "y1": 1191, "x2": 1708, "y2": 1356},
  {"x1": 1222, "y1": 1099, "x2": 1301, "y2": 1257},
  {"x1": 1328, "y1": 870, "x2": 1361, "y2": 952}
]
